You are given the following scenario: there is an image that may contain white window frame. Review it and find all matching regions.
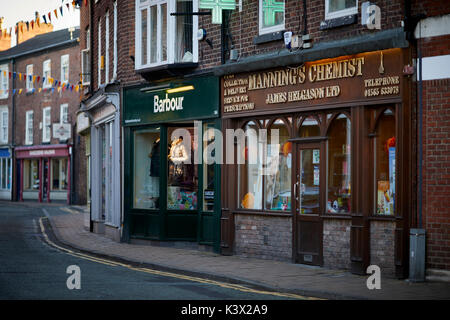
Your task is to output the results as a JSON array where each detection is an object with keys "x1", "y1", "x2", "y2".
[
  {"x1": 25, "y1": 111, "x2": 33, "y2": 145},
  {"x1": 61, "y1": 54, "x2": 70, "y2": 84},
  {"x1": 43, "y1": 60, "x2": 51, "y2": 89},
  {"x1": 0, "y1": 106, "x2": 8, "y2": 144},
  {"x1": 135, "y1": 0, "x2": 199, "y2": 70},
  {"x1": 113, "y1": 0, "x2": 118, "y2": 81},
  {"x1": 82, "y1": 28, "x2": 91, "y2": 86},
  {"x1": 60, "y1": 104, "x2": 69, "y2": 124},
  {"x1": 0, "y1": 64, "x2": 8, "y2": 99},
  {"x1": 105, "y1": 11, "x2": 110, "y2": 85},
  {"x1": 98, "y1": 19, "x2": 102, "y2": 87},
  {"x1": 259, "y1": 0, "x2": 285, "y2": 35},
  {"x1": 325, "y1": 0, "x2": 358, "y2": 20},
  {"x1": 42, "y1": 107, "x2": 51, "y2": 143},
  {"x1": 26, "y1": 64, "x2": 33, "y2": 92}
]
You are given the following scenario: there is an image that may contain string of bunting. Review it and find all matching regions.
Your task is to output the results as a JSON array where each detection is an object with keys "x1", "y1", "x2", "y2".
[
  {"x1": 0, "y1": 70, "x2": 83, "y2": 95},
  {"x1": 0, "y1": 0, "x2": 86, "y2": 39}
]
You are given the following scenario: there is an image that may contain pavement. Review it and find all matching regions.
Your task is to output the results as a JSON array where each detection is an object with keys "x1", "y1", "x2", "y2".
[{"x1": 28, "y1": 202, "x2": 450, "y2": 300}]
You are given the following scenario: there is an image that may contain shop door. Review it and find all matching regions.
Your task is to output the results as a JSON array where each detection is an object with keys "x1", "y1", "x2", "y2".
[
  {"x1": 42, "y1": 159, "x2": 49, "y2": 201},
  {"x1": 294, "y1": 143, "x2": 323, "y2": 266}
]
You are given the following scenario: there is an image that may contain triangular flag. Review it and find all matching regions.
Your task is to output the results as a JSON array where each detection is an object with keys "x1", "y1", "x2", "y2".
[
  {"x1": 60, "y1": 7, "x2": 63, "y2": 16},
  {"x1": 26, "y1": 21, "x2": 29, "y2": 31},
  {"x1": 31, "y1": 21, "x2": 34, "y2": 29},
  {"x1": 72, "y1": 1, "x2": 76, "y2": 9},
  {"x1": 19, "y1": 89, "x2": 23, "y2": 94},
  {"x1": 37, "y1": 76, "x2": 40, "y2": 83},
  {"x1": 66, "y1": 3, "x2": 70, "y2": 11},
  {"x1": 48, "y1": 12, "x2": 52, "y2": 23},
  {"x1": 18, "y1": 73, "x2": 21, "y2": 80},
  {"x1": 15, "y1": 26, "x2": 18, "y2": 34},
  {"x1": 51, "y1": 88, "x2": 55, "y2": 93},
  {"x1": 33, "y1": 76, "x2": 36, "y2": 83},
  {"x1": 54, "y1": 9, "x2": 58, "y2": 19},
  {"x1": 13, "y1": 72, "x2": 16, "y2": 79},
  {"x1": 75, "y1": 85, "x2": 79, "y2": 92},
  {"x1": 29, "y1": 75, "x2": 32, "y2": 82},
  {"x1": 9, "y1": 72, "x2": 11, "y2": 79},
  {"x1": 39, "y1": 88, "x2": 42, "y2": 93},
  {"x1": 42, "y1": 77, "x2": 46, "y2": 83},
  {"x1": 20, "y1": 25, "x2": 23, "y2": 34},
  {"x1": 43, "y1": 15, "x2": 47, "y2": 24},
  {"x1": 36, "y1": 17, "x2": 40, "y2": 27},
  {"x1": 70, "y1": 85, "x2": 74, "y2": 91},
  {"x1": 13, "y1": 89, "x2": 16, "y2": 95}
]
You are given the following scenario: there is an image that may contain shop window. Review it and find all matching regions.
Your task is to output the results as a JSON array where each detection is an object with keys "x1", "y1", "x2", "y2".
[
  {"x1": 238, "y1": 121, "x2": 263, "y2": 210},
  {"x1": 0, "y1": 64, "x2": 8, "y2": 99},
  {"x1": 259, "y1": 0, "x2": 285, "y2": 35},
  {"x1": 167, "y1": 126, "x2": 198, "y2": 210},
  {"x1": 326, "y1": 114, "x2": 351, "y2": 214},
  {"x1": 0, "y1": 158, "x2": 11, "y2": 190},
  {"x1": 325, "y1": 0, "x2": 358, "y2": 20},
  {"x1": 203, "y1": 123, "x2": 215, "y2": 212},
  {"x1": 299, "y1": 116, "x2": 321, "y2": 137},
  {"x1": 24, "y1": 159, "x2": 39, "y2": 191},
  {"x1": 264, "y1": 119, "x2": 291, "y2": 211},
  {"x1": 374, "y1": 109, "x2": 395, "y2": 215},
  {"x1": 51, "y1": 158, "x2": 68, "y2": 190},
  {"x1": 133, "y1": 128, "x2": 161, "y2": 209},
  {"x1": 135, "y1": 0, "x2": 198, "y2": 70}
]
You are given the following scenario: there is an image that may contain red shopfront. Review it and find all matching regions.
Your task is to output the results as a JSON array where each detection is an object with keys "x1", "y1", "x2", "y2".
[{"x1": 15, "y1": 145, "x2": 71, "y2": 203}]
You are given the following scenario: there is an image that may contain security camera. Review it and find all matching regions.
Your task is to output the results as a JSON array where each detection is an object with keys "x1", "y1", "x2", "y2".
[{"x1": 284, "y1": 31, "x2": 293, "y2": 49}]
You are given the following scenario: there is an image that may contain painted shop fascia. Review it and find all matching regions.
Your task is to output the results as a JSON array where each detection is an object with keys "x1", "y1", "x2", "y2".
[
  {"x1": 122, "y1": 76, "x2": 222, "y2": 253},
  {"x1": 218, "y1": 45, "x2": 414, "y2": 278},
  {"x1": 80, "y1": 87, "x2": 121, "y2": 240}
]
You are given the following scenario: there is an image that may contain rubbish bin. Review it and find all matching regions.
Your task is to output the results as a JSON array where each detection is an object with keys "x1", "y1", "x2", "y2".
[{"x1": 409, "y1": 228, "x2": 426, "y2": 282}]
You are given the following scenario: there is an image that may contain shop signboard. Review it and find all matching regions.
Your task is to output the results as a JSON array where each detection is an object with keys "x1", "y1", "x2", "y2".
[{"x1": 123, "y1": 76, "x2": 220, "y2": 126}]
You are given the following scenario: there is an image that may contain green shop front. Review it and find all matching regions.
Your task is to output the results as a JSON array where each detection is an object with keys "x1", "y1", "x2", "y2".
[{"x1": 122, "y1": 76, "x2": 221, "y2": 252}]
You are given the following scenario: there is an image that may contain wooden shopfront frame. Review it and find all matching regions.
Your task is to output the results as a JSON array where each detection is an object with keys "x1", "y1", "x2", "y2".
[
  {"x1": 220, "y1": 48, "x2": 414, "y2": 277},
  {"x1": 122, "y1": 76, "x2": 222, "y2": 253}
]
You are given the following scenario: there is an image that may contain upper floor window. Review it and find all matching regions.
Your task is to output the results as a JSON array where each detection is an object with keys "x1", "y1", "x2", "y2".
[
  {"x1": 135, "y1": 0, "x2": 198, "y2": 70},
  {"x1": 0, "y1": 106, "x2": 7, "y2": 144},
  {"x1": 325, "y1": 0, "x2": 358, "y2": 20},
  {"x1": 43, "y1": 60, "x2": 51, "y2": 88},
  {"x1": 259, "y1": 0, "x2": 285, "y2": 35},
  {"x1": 25, "y1": 111, "x2": 33, "y2": 145},
  {"x1": 61, "y1": 55, "x2": 69, "y2": 84},
  {"x1": 26, "y1": 64, "x2": 34, "y2": 92},
  {"x1": 0, "y1": 64, "x2": 8, "y2": 99},
  {"x1": 42, "y1": 107, "x2": 51, "y2": 143},
  {"x1": 60, "y1": 104, "x2": 69, "y2": 124},
  {"x1": 82, "y1": 28, "x2": 91, "y2": 85}
]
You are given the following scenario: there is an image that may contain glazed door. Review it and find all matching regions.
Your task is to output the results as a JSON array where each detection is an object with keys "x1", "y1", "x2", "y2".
[{"x1": 294, "y1": 143, "x2": 323, "y2": 265}]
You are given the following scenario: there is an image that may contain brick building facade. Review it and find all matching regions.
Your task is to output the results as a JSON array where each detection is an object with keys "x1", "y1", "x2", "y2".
[
  {"x1": 78, "y1": 0, "x2": 449, "y2": 278},
  {"x1": 0, "y1": 27, "x2": 86, "y2": 204}
]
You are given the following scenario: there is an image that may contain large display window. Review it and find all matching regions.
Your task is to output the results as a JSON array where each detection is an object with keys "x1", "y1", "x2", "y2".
[
  {"x1": 24, "y1": 159, "x2": 39, "y2": 191},
  {"x1": 51, "y1": 158, "x2": 68, "y2": 190}
]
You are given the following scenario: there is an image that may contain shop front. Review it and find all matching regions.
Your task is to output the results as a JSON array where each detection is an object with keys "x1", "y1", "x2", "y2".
[
  {"x1": 220, "y1": 48, "x2": 413, "y2": 277},
  {"x1": 122, "y1": 76, "x2": 221, "y2": 252},
  {"x1": 0, "y1": 147, "x2": 12, "y2": 200},
  {"x1": 15, "y1": 144, "x2": 71, "y2": 203}
]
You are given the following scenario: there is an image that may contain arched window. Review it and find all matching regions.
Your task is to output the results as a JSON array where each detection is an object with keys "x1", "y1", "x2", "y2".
[
  {"x1": 238, "y1": 121, "x2": 263, "y2": 210},
  {"x1": 374, "y1": 109, "x2": 395, "y2": 215},
  {"x1": 265, "y1": 119, "x2": 291, "y2": 211},
  {"x1": 326, "y1": 114, "x2": 351, "y2": 214},
  {"x1": 299, "y1": 116, "x2": 320, "y2": 137}
]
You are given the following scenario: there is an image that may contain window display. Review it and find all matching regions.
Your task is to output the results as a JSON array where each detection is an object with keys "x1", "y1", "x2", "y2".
[
  {"x1": 299, "y1": 148, "x2": 320, "y2": 214},
  {"x1": 134, "y1": 128, "x2": 161, "y2": 209},
  {"x1": 167, "y1": 127, "x2": 198, "y2": 210},
  {"x1": 264, "y1": 120, "x2": 291, "y2": 211},
  {"x1": 375, "y1": 109, "x2": 395, "y2": 215},
  {"x1": 239, "y1": 121, "x2": 263, "y2": 210},
  {"x1": 24, "y1": 159, "x2": 39, "y2": 190},
  {"x1": 327, "y1": 114, "x2": 351, "y2": 214},
  {"x1": 51, "y1": 158, "x2": 68, "y2": 190}
]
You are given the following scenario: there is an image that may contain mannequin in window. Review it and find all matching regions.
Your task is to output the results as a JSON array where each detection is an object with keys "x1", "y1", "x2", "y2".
[
  {"x1": 169, "y1": 136, "x2": 189, "y2": 183},
  {"x1": 149, "y1": 137, "x2": 160, "y2": 177}
]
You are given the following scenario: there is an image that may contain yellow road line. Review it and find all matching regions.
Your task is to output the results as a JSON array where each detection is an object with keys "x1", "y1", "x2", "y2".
[{"x1": 39, "y1": 217, "x2": 322, "y2": 300}]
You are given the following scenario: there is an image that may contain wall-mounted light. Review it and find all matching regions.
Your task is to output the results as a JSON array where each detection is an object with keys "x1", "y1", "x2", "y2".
[
  {"x1": 140, "y1": 84, "x2": 172, "y2": 93},
  {"x1": 166, "y1": 85, "x2": 194, "y2": 94}
]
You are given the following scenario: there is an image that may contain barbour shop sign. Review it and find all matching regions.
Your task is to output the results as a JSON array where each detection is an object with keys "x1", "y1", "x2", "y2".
[
  {"x1": 123, "y1": 76, "x2": 219, "y2": 126},
  {"x1": 222, "y1": 49, "x2": 404, "y2": 116}
]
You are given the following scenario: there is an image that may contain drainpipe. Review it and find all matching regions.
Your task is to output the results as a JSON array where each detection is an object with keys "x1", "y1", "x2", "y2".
[{"x1": 11, "y1": 58, "x2": 16, "y2": 201}]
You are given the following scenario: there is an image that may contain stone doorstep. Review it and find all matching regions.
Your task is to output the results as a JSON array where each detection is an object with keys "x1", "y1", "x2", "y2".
[{"x1": 426, "y1": 268, "x2": 450, "y2": 282}]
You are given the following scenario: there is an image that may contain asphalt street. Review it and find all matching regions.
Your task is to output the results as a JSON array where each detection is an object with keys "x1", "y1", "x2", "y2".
[{"x1": 0, "y1": 202, "x2": 297, "y2": 300}]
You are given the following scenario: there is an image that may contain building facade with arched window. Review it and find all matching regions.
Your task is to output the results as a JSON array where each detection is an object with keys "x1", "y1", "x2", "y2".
[{"x1": 219, "y1": 48, "x2": 413, "y2": 277}]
